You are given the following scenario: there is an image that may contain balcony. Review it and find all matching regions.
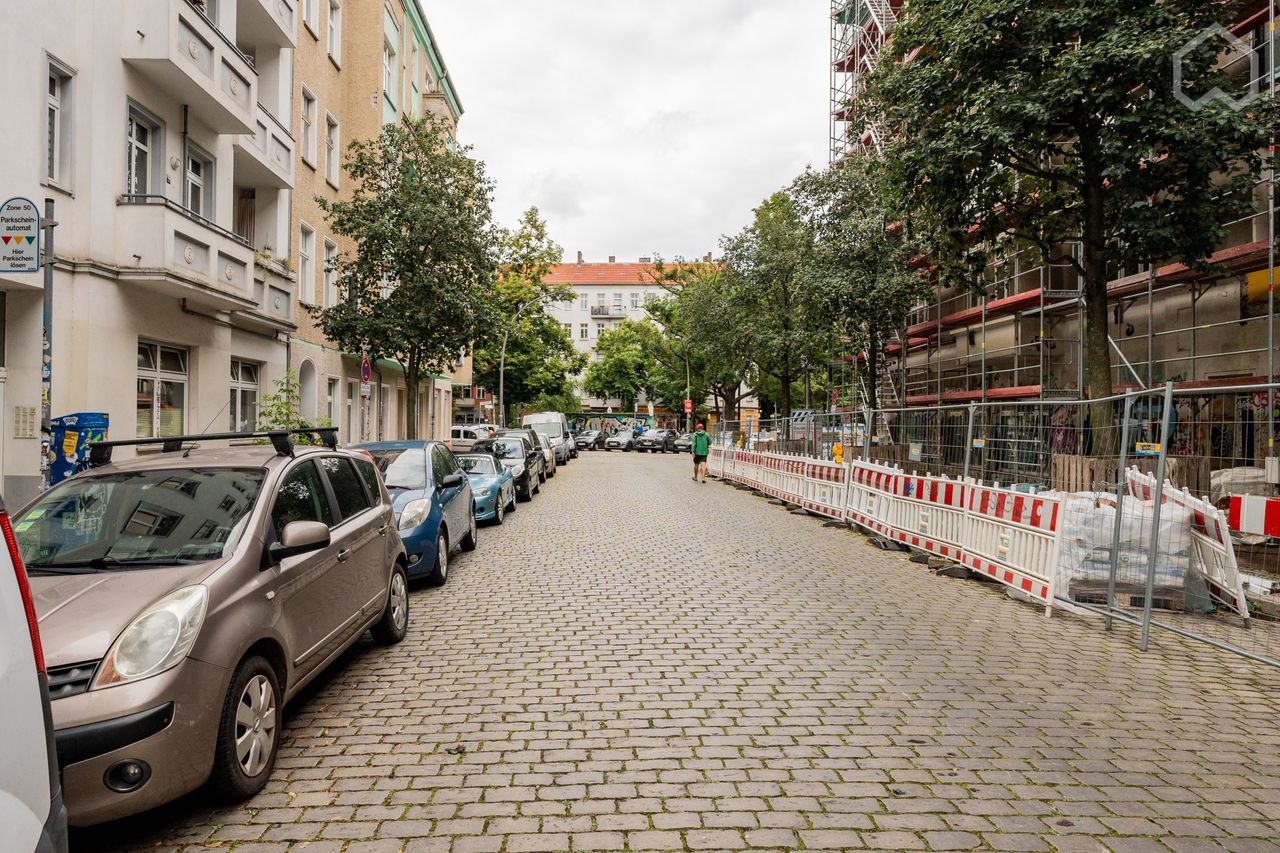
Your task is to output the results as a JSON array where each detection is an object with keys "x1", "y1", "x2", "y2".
[
  {"x1": 590, "y1": 305, "x2": 627, "y2": 319},
  {"x1": 122, "y1": 0, "x2": 256, "y2": 134},
  {"x1": 238, "y1": 0, "x2": 296, "y2": 49},
  {"x1": 115, "y1": 195, "x2": 258, "y2": 312},
  {"x1": 234, "y1": 102, "x2": 294, "y2": 189}
]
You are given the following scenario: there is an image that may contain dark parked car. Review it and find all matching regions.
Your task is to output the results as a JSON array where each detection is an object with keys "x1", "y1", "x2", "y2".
[
  {"x1": 674, "y1": 432, "x2": 693, "y2": 453},
  {"x1": 500, "y1": 428, "x2": 554, "y2": 480},
  {"x1": 636, "y1": 429, "x2": 676, "y2": 453},
  {"x1": 354, "y1": 440, "x2": 476, "y2": 585},
  {"x1": 476, "y1": 435, "x2": 543, "y2": 501},
  {"x1": 576, "y1": 430, "x2": 605, "y2": 451}
]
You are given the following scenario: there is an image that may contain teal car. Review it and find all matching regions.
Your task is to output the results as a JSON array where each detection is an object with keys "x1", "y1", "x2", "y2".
[{"x1": 456, "y1": 452, "x2": 516, "y2": 525}]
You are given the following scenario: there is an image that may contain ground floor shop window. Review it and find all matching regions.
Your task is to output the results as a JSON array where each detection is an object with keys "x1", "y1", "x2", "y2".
[
  {"x1": 229, "y1": 359, "x2": 259, "y2": 432},
  {"x1": 137, "y1": 342, "x2": 187, "y2": 437}
]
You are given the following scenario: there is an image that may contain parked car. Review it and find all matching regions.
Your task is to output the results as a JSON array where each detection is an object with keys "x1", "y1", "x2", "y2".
[
  {"x1": 605, "y1": 430, "x2": 635, "y2": 451},
  {"x1": 449, "y1": 424, "x2": 496, "y2": 452},
  {"x1": 636, "y1": 429, "x2": 676, "y2": 453},
  {"x1": 16, "y1": 429, "x2": 408, "y2": 827},
  {"x1": 566, "y1": 431, "x2": 580, "y2": 459},
  {"x1": 477, "y1": 435, "x2": 542, "y2": 500},
  {"x1": 456, "y1": 453, "x2": 516, "y2": 525},
  {"x1": 1, "y1": 493, "x2": 68, "y2": 850},
  {"x1": 522, "y1": 412, "x2": 572, "y2": 465},
  {"x1": 355, "y1": 440, "x2": 476, "y2": 585},
  {"x1": 535, "y1": 432, "x2": 558, "y2": 477},
  {"x1": 576, "y1": 429, "x2": 605, "y2": 451},
  {"x1": 674, "y1": 432, "x2": 693, "y2": 453},
  {"x1": 500, "y1": 428, "x2": 555, "y2": 479}
]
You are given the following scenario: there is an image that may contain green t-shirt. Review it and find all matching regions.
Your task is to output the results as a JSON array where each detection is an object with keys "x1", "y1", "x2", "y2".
[{"x1": 692, "y1": 430, "x2": 710, "y2": 455}]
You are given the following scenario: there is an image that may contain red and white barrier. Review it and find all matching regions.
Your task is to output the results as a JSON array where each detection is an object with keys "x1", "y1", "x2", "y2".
[
  {"x1": 801, "y1": 458, "x2": 847, "y2": 519},
  {"x1": 886, "y1": 473, "x2": 968, "y2": 562},
  {"x1": 845, "y1": 460, "x2": 902, "y2": 538},
  {"x1": 961, "y1": 480, "x2": 1063, "y2": 607},
  {"x1": 1128, "y1": 469, "x2": 1250, "y2": 620},
  {"x1": 758, "y1": 452, "x2": 802, "y2": 504},
  {"x1": 708, "y1": 446, "x2": 728, "y2": 479},
  {"x1": 1228, "y1": 495, "x2": 1280, "y2": 538}
]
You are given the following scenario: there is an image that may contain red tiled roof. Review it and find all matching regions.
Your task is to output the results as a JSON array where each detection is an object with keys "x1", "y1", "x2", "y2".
[{"x1": 545, "y1": 263, "x2": 657, "y2": 285}]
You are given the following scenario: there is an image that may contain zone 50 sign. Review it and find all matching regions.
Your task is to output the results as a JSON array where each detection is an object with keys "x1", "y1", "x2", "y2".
[{"x1": 1, "y1": 197, "x2": 41, "y2": 273}]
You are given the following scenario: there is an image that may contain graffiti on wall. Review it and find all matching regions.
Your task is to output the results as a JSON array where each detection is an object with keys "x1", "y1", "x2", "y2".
[{"x1": 569, "y1": 413, "x2": 655, "y2": 435}]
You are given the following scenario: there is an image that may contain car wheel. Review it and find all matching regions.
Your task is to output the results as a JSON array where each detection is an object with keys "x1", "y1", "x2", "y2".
[
  {"x1": 371, "y1": 563, "x2": 409, "y2": 645},
  {"x1": 209, "y1": 656, "x2": 280, "y2": 802},
  {"x1": 533, "y1": 476, "x2": 541, "y2": 494},
  {"x1": 461, "y1": 509, "x2": 478, "y2": 551},
  {"x1": 517, "y1": 477, "x2": 532, "y2": 502},
  {"x1": 494, "y1": 495, "x2": 506, "y2": 524},
  {"x1": 425, "y1": 532, "x2": 448, "y2": 587}
]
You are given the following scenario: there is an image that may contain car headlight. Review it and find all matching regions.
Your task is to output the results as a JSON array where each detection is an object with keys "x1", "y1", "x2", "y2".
[
  {"x1": 399, "y1": 498, "x2": 431, "y2": 531},
  {"x1": 474, "y1": 487, "x2": 491, "y2": 497},
  {"x1": 512, "y1": 464, "x2": 526, "y2": 477},
  {"x1": 94, "y1": 585, "x2": 208, "y2": 689}
]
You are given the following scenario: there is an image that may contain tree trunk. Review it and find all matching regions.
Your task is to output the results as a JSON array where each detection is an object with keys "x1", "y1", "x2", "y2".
[
  {"x1": 1081, "y1": 150, "x2": 1116, "y2": 456},
  {"x1": 405, "y1": 354, "x2": 420, "y2": 440},
  {"x1": 780, "y1": 370, "x2": 792, "y2": 438}
]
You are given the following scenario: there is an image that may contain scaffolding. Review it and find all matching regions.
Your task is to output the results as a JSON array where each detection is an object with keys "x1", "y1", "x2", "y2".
[{"x1": 830, "y1": 1, "x2": 1279, "y2": 463}]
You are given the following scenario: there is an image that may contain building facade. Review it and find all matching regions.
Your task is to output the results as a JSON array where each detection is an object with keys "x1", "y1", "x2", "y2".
[
  {"x1": 286, "y1": 0, "x2": 464, "y2": 445},
  {"x1": 2, "y1": 0, "x2": 298, "y2": 505}
]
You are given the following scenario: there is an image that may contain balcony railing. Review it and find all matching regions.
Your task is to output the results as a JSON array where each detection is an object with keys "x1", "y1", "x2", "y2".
[
  {"x1": 590, "y1": 305, "x2": 627, "y2": 318},
  {"x1": 233, "y1": 102, "x2": 294, "y2": 189}
]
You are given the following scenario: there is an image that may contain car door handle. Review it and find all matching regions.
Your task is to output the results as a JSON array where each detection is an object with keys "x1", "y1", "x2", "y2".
[
  {"x1": 337, "y1": 548, "x2": 351, "y2": 562},
  {"x1": 378, "y1": 523, "x2": 388, "y2": 536}
]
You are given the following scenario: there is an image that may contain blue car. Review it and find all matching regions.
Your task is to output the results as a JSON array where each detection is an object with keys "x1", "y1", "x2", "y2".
[
  {"x1": 354, "y1": 441, "x2": 476, "y2": 585},
  {"x1": 456, "y1": 452, "x2": 516, "y2": 524}
]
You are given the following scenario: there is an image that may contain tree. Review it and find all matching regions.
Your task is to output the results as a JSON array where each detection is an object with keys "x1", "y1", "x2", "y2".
[
  {"x1": 862, "y1": 0, "x2": 1274, "y2": 448},
  {"x1": 314, "y1": 115, "x2": 499, "y2": 438},
  {"x1": 256, "y1": 370, "x2": 331, "y2": 444},
  {"x1": 582, "y1": 321, "x2": 655, "y2": 412},
  {"x1": 471, "y1": 207, "x2": 586, "y2": 423},
  {"x1": 719, "y1": 192, "x2": 826, "y2": 422},
  {"x1": 790, "y1": 157, "x2": 928, "y2": 401}
]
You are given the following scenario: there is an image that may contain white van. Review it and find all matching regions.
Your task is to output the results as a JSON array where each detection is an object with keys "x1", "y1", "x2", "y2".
[
  {"x1": 450, "y1": 424, "x2": 496, "y2": 452},
  {"x1": 522, "y1": 412, "x2": 572, "y2": 464}
]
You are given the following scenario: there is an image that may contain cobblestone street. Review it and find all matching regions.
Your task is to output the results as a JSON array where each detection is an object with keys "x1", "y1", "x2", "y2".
[{"x1": 82, "y1": 451, "x2": 1280, "y2": 853}]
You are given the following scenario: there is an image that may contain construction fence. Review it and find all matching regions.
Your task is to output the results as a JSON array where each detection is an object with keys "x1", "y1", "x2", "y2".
[{"x1": 714, "y1": 382, "x2": 1280, "y2": 668}]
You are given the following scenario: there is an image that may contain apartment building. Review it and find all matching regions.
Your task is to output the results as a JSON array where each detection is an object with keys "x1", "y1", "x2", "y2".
[
  {"x1": 832, "y1": 0, "x2": 1278, "y2": 463},
  {"x1": 1, "y1": 0, "x2": 297, "y2": 503},
  {"x1": 287, "y1": 0, "x2": 463, "y2": 443}
]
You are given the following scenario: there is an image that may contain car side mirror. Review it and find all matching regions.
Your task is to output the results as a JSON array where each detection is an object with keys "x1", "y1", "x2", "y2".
[
  {"x1": 440, "y1": 472, "x2": 465, "y2": 489},
  {"x1": 269, "y1": 520, "x2": 331, "y2": 565}
]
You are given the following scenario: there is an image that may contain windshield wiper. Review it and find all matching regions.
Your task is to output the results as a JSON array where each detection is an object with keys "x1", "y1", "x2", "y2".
[{"x1": 26, "y1": 556, "x2": 204, "y2": 571}]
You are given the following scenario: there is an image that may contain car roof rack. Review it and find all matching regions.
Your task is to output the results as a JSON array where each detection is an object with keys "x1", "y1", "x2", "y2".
[{"x1": 87, "y1": 427, "x2": 339, "y2": 467}]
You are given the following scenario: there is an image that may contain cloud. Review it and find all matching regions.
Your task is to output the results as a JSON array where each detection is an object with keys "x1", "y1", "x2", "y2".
[{"x1": 425, "y1": 1, "x2": 829, "y2": 262}]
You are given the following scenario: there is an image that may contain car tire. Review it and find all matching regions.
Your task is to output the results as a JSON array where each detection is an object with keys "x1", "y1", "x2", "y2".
[
  {"x1": 371, "y1": 563, "x2": 409, "y2": 645},
  {"x1": 208, "y1": 656, "x2": 281, "y2": 802},
  {"x1": 533, "y1": 476, "x2": 541, "y2": 494},
  {"x1": 461, "y1": 510, "x2": 478, "y2": 551},
  {"x1": 425, "y1": 532, "x2": 448, "y2": 587},
  {"x1": 494, "y1": 495, "x2": 506, "y2": 524},
  {"x1": 517, "y1": 478, "x2": 532, "y2": 502}
]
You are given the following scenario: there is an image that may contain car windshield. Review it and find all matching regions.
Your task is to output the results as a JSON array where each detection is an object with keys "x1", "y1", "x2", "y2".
[
  {"x1": 365, "y1": 447, "x2": 428, "y2": 490},
  {"x1": 492, "y1": 438, "x2": 525, "y2": 460},
  {"x1": 642, "y1": 430, "x2": 661, "y2": 438},
  {"x1": 14, "y1": 467, "x2": 266, "y2": 570},
  {"x1": 457, "y1": 455, "x2": 497, "y2": 474},
  {"x1": 529, "y1": 422, "x2": 563, "y2": 439}
]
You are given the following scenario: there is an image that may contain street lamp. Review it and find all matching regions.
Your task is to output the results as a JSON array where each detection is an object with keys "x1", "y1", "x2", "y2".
[{"x1": 498, "y1": 292, "x2": 551, "y2": 428}]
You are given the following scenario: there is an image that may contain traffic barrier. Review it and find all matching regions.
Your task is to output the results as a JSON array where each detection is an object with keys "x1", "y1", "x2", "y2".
[
  {"x1": 782, "y1": 455, "x2": 808, "y2": 505},
  {"x1": 708, "y1": 446, "x2": 727, "y2": 479},
  {"x1": 960, "y1": 479, "x2": 1064, "y2": 607},
  {"x1": 884, "y1": 473, "x2": 968, "y2": 562},
  {"x1": 1127, "y1": 468, "x2": 1250, "y2": 620},
  {"x1": 1228, "y1": 494, "x2": 1280, "y2": 538},
  {"x1": 845, "y1": 460, "x2": 903, "y2": 538},
  {"x1": 801, "y1": 458, "x2": 847, "y2": 519},
  {"x1": 758, "y1": 452, "x2": 801, "y2": 503}
]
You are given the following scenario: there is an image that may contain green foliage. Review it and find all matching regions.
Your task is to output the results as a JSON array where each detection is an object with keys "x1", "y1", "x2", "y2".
[
  {"x1": 312, "y1": 115, "x2": 499, "y2": 438},
  {"x1": 255, "y1": 371, "x2": 331, "y2": 445},
  {"x1": 527, "y1": 390, "x2": 582, "y2": 417},
  {"x1": 582, "y1": 320, "x2": 658, "y2": 412},
  {"x1": 861, "y1": 0, "x2": 1276, "y2": 439}
]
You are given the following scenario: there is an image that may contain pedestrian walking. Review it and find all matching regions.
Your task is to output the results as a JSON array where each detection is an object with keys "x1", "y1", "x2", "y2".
[{"x1": 691, "y1": 422, "x2": 711, "y2": 482}]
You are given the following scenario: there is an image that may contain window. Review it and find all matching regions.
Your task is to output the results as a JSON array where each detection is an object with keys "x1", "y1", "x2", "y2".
[
  {"x1": 579, "y1": 294, "x2": 588, "y2": 311},
  {"x1": 323, "y1": 239, "x2": 338, "y2": 306},
  {"x1": 183, "y1": 142, "x2": 214, "y2": 219},
  {"x1": 379, "y1": 384, "x2": 389, "y2": 439},
  {"x1": 319, "y1": 456, "x2": 373, "y2": 521},
  {"x1": 300, "y1": 88, "x2": 316, "y2": 164},
  {"x1": 612, "y1": 292, "x2": 623, "y2": 308},
  {"x1": 137, "y1": 342, "x2": 187, "y2": 438},
  {"x1": 630, "y1": 292, "x2": 640, "y2": 309},
  {"x1": 298, "y1": 224, "x2": 315, "y2": 302},
  {"x1": 326, "y1": 377, "x2": 339, "y2": 425},
  {"x1": 562, "y1": 323, "x2": 572, "y2": 336},
  {"x1": 579, "y1": 323, "x2": 588, "y2": 340},
  {"x1": 596, "y1": 323, "x2": 605, "y2": 337},
  {"x1": 324, "y1": 116, "x2": 339, "y2": 185},
  {"x1": 354, "y1": 456, "x2": 381, "y2": 500},
  {"x1": 46, "y1": 61, "x2": 72, "y2": 186},
  {"x1": 326, "y1": 0, "x2": 342, "y2": 62},
  {"x1": 596, "y1": 293, "x2": 606, "y2": 307},
  {"x1": 346, "y1": 379, "x2": 356, "y2": 441},
  {"x1": 644, "y1": 292, "x2": 657, "y2": 305},
  {"x1": 382, "y1": 40, "x2": 396, "y2": 96},
  {"x1": 272, "y1": 461, "x2": 330, "y2": 537},
  {"x1": 125, "y1": 107, "x2": 158, "y2": 196},
  {"x1": 229, "y1": 359, "x2": 259, "y2": 432}
]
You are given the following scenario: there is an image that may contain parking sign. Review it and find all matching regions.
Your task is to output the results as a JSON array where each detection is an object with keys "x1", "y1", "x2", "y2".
[{"x1": 0, "y1": 197, "x2": 41, "y2": 273}]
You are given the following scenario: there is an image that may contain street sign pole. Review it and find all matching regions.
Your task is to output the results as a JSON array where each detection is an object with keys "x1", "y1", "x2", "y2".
[{"x1": 42, "y1": 199, "x2": 54, "y2": 489}]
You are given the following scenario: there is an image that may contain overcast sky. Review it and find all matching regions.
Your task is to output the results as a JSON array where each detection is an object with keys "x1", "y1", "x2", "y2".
[{"x1": 425, "y1": 2, "x2": 830, "y2": 264}]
